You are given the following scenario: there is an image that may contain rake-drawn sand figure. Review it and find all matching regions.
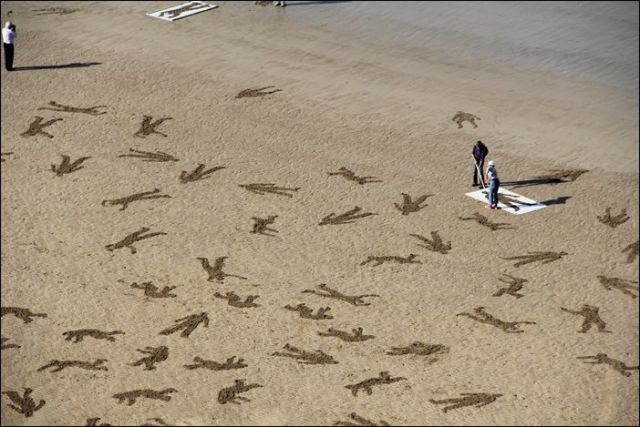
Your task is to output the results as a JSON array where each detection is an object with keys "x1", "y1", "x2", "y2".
[
  {"x1": 429, "y1": 392, "x2": 503, "y2": 413},
  {"x1": 160, "y1": 1, "x2": 211, "y2": 19},
  {"x1": 112, "y1": 389, "x2": 177, "y2": 406},
  {"x1": 179, "y1": 164, "x2": 226, "y2": 184},
  {"x1": 577, "y1": 354, "x2": 639, "y2": 377},
  {"x1": 85, "y1": 417, "x2": 111, "y2": 426},
  {"x1": 118, "y1": 148, "x2": 179, "y2": 162},
  {"x1": 1, "y1": 152, "x2": 14, "y2": 162},
  {"x1": 130, "y1": 282, "x2": 177, "y2": 298},
  {"x1": 236, "y1": 86, "x2": 282, "y2": 99},
  {"x1": 457, "y1": 306, "x2": 536, "y2": 333},
  {"x1": 493, "y1": 274, "x2": 528, "y2": 299},
  {"x1": 1, "y1": 336, "x2": 20, "y2": 349},
  {"x1": 360, "y1": 254, "x2": 421, "y2": 267},
  {"x1": 561, "y1": 304, "x2": 610, "y2": 333},
  {"x1": 319, "y1": 206, "x2": 377, "y2": 226},
  {"x1": 134, "y1": 115, "x2": 172, "y2": 138},
  {"x1": 38, "y1": 101, "x2": 106, "y2": 115},
  {"x1": 62, "y1": 329, "x2": 124, "y2": 343},
  {"x1": 345, "y1": 371, "x2": 407, "y2": 397},
  {"x1": 20, "y1": 116, "x2": 63, "y2": 138},
  {"x1": 302, "y1": 283, "x2": 379, "y2": 306},
  {"x1": 318, "y1": 327, "x2": 375, "y2": 342},
  {"x1": 38, "y1": 359, "x2": 108, "y2": 373},
  {"x1": 251, "y1": 215, "x2": 278, "y2": 237},
  {"x1": 217, "y1": 379, "x2": 263, "y2": 404},
  {"x1": 284, "y1": 303, "x2": 333, "y2": 320},
  {"x1": 214, "y1": 291, "x2": 260, "y2": 308},
  {"x1": 597, "y1": 207, "x2": 630, "y2": 228},
  {"x1": 333, "y1": 412, "x2": 390, "y2": 426},
  {"x1": 622, "y1": 240, "x2": 638, "y2": 264},
  {"x1": 185, "y1": 356, "x2": 247, "y2": 371},
  {"x1": 129, "y1": 346, "x2": 169, "y2": 371},
  {"x1": 328, "y1": 167, "x2": 382, "y2": 185},
  {"x1": 410, "y1": 231, "x2": 451, "y2": 254},
  {"x1": 197, "y1": 256, "x2": 247, "y2": 283},
  {"x1": 386, "y1": 342, "x2": 449, "y2": 363},
  {"x1": 502, "y1": 251, "x2": 568, "y2": 267},
  {"x1": 2, "y1": 388, "x2": 46, "y2": 418},
  {"x1": 1, "y1": 306, "x2": 47, "y2": 323},
  {"x1": 239, "y1": 183, "x2": 300, "y2": 198},
  {"x1": 451, "y1": 111, "x2": 480, "y2": 128},
  {"x1": 394, "y1": 193, "x2": 432, "y2": 215},
  {"x1": 272, "y1": 344, "x2": 338, "y2": 365},
  {"x1": 459, "y1": 213, "x2": 516, "y2": 231},
  {"x1": 51, "y1": 155, "x2": 91, "y2": 176},
  {"x1": 159, "y1": 312, "x2": 209, "y2": 338},
  {"x1": 32, "y1": 7, "x2": 78, "y2": 15},
  {"x1": 105, "y1": 227, "x2": 167, "y2": 254},
  {"x1": 536, "y1": 169, "x2": 589, "y2": 184},
  {"x1": 596, "y1": 276, "x2": 638, "y2": 299},
  {"x1": 102, "y1": 189, "x2": 170, "y2": 211}
]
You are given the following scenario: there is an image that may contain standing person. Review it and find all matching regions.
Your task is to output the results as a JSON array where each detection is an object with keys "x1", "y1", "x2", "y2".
[
  {"x1": 485, "y1": 160, "x2": 500, "y2": 209},
  {"x1": 2, "y1": 21, "x2": 16, "y2": 71},
  {"x1": 471, "y1": 140, "x2": 488, "y2": 187}
]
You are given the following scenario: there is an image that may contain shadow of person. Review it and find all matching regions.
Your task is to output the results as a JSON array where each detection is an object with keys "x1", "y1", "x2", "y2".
[
  {"x1": 13, "y1": 62, "x2": 101, "y2": 71},
  {"x1": 541, "y1": 196, "x2": 571, "y2": 206}
]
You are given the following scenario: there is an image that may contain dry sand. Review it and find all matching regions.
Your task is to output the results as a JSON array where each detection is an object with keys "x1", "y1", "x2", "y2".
[{"x1": 1, "y1": 1, "x2": 638, "y2": 426}]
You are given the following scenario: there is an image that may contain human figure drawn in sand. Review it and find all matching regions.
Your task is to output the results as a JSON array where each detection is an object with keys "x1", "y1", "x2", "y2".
[
  {"x1": 236, "y1": 86, "x2": 282, "y2": 99},
  {"x1": 577, "y1": 353, "x2": 639, "y2": 377},
  {"x1": 451, "y1": 111, "x2": 480, "y2": 128},
  {"x1": 394, "y1": 193, "x2": 432, "y2": 215},
  {"x1": 596, "y1": 275, "x2": 638, "y2": 299},
  {"x1": 214, "y1": 291, "x2": 260, "y2": 308},
  {"x1": 20, "y1": 116, "x2": 62, "y2": 138},
  {"x1": 184, "y1": 356, "x2": 248, "y2": 371},
  {"x1": 328, "y1": 167, "x2": 382, "y2": 185},
  {"x1": 386, "y1": 342, "x2": 450, "y2": 361},
  {"x1": 536, "y1": 169, "x2": 588, "y2": 184},
  {"x1": 134, "y1": 115, "x2": 172, "y2": 138},
  {"x1": 319, "y1": 206, "x2": 377, "y2": 226},
  {"x1": 32, "y1": 7, "x2": 78, "y2": 15},
  {"x1": 239, "y1": 183, "x2": 300, "y2": 198},
  {"x1": 457, "y1": 306, "x2": 536, "y2": 333},
  {"x1": 62, "y1": 329, "x2": 124, "y2": 343},
  {"x1": 38, "y1": 101, "x2": 106, "y2": 115},
  {"x1": 597, "y1": 207, "x2": 630, "y2": 228},
  {"x1": 502, "y1": 251, "x2": 568, "y2": 267},
  {"x1": 2, "y1": 388, "x2": 45, "y2": 418},
  {"x1": 429, "y1": 392, "x2": 503, "y2": 413},
  {"x1": 333, "y1": 412, "x2": 390, "y2": 426},
  {"x1": 197, "y1": 256, "x2": 247, "y2": 283},
  {"x1": 302, "y1": 283, "x2": 379, "y2": 306},
  {"x1": 1, "y1": 336, "x2": 20, "y2": 349},
  {"x1": 1, "y1": 152, "x2": 14, "y2": 162},
  {"x1": 251, "y1": 215, "x2": 278, "y2": 237},
  {"x1": 159, "y1": 312, "x2": 209, "y2": 338},
  {"x1": 459, "y1": 213, "x2": 515, "y2": 231},
  {"x1": 130, "y1": 282, "x2": 177, "y2": 298},
  {"x1": 360, "y1": 254, "x2": 421, "y2": 267},
  {"x1": 112, "y1": 388, "x2": 177, "y2": 406},
  {"x1": 86, "y1": 417, "x2": 111, "y2": 426},
  {"x1": 217, "y1": 379, "x2": 263, "y2": 404},
  {"x1": 51, "y1": 155, "x2": 91, "y2": 176},
  {"x1": 493, "y1": 274, "x2": 528, "y2": 299},
  {"x1": 561, "y1": 304, "x2": 610, "y2": 333},
  {"x1": 179, "y1": 164, "x2": 226, "y2": 184},
  {"x1": 345, "y1": 371, "x2": 407, "y2": 396},
  {"x1": 284, "y1": 303, "x2": 333, "y2": 320},
  {"x1": 272, "y1": 343, "x2": 338, "y2": 365},
  {"x1": 318, "y1": 327, "x2": 375, "y2": 342},
  {"x1": 622, "y1": 240, "x2": 638, "y2": 263},
  {"x1": 410, "y1": 231, "x2": 451, "y2": 254},
  {"x1": 1, "y1": 307, "x2": 47, "y2": 323},
  {"x1": 38, "y1": 358, "x2": 108, "y2": 373},
  {"x1": 102, "y1": 189, "x2": 170, "y2": 211},
  {"x1": 160, "y1": 1, "x2": 210, "y2": 19},
  {"x1": 118, "y1": 148, "x2": 179, "y2": 162},
  {"x1": 129, "y1": 346, "x2": 169, "y2": 371},
  {"x1": 105, "y1": 227, "x2": 166, "y2": 254}
]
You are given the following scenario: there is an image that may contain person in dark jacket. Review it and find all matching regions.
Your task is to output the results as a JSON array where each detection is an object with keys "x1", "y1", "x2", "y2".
[{"x1": 471, "y1": 140, "x2": 489, "y2": 187}]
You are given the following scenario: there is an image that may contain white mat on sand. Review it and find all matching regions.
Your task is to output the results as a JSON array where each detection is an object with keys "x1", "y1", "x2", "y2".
[
  {"x1": 147, "y1": 1, "x2": 217, "y2": 22},
  {"x1": 466, "y1": 187, "x2": 546, "y2": 215}
]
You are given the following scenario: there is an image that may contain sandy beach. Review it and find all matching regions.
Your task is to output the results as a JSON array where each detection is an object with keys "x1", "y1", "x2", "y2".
[{"x1": 1, "y1": 1, "x2": 638, "y2": 425}]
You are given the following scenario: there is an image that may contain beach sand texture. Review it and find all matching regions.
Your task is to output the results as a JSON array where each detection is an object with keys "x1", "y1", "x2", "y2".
[{"x1": 1, "y1": 1, "x2": 638, "y2": 425}]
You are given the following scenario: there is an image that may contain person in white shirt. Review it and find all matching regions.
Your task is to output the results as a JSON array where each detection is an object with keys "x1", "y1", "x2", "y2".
[
  {"x1": 484, "y1": 160, "x2": 500, "y2": 209},
  {"x1": 2, "y1": 21, "x2": 16, "y2": 71}
]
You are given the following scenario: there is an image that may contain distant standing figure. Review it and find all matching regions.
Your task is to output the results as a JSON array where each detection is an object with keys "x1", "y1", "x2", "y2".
[
  {"x1": 2, "y1": 21, "x2": 16, "y2": 71},
  {"x1": 471, "y1": 140, "x2": 489, "y2": 187},
  {"x1": 485, "y1": 160, "x2": 499, "y2": 209}
]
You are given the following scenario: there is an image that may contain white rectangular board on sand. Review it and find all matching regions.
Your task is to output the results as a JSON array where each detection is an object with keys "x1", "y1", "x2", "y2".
[
  {"x1": 465, "y1": 187, "x2": 546, "y2": 215},
  {"x1": 147, "y1": 1, "x2": 217, "y2": 22}
]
